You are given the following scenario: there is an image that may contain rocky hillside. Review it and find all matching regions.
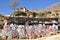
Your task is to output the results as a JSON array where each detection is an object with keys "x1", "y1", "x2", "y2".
[
  {"x1": 31, "y1": 2, "x2": 60, "y2": 13},
  {"x1": 47, "y1": 2, "x2": 60, "y2": 11}
]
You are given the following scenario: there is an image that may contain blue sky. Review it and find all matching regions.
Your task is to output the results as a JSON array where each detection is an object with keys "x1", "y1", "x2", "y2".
[{"x1": 0, "y1": 0, "x2": 60, "y2": 15}]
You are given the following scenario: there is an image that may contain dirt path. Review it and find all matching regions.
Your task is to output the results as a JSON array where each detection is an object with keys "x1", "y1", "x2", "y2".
[
  {"x1": 36, "y1": 34, "x2": 60, "y2": 40},
  {"x1": 7, "y1": 34, "x2": 60, "y2": 40}
]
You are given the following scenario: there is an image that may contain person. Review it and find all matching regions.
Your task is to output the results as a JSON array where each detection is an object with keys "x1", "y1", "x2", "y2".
[
  {"x1": 1, "y1": 19, "x2": 10, "y2": 40},
  {"x1": 52, "y1": 24, "x2": 58, "y2": 32},
  {"x1": 26, "y1": 25, "x2": 35, "y2": 39},
  {"x1": 17, "y1": 25, "x2": 25, "y2": 38},
  {"x1": 12, "y1": 29, "x2": 17, "y2": 38},
  {"x1": 10, "y1": 24, "x2": 19, "y2": 39},
  {"x1": 46, "y1": 25, "x2": 52, "y2": 34},
  {"x1": 38, "y1": 24, "x2": 42, "y2": 30},
  {"x1": 40, "y1": 23, "x2": 46, "y2": 37},
  {"x1": 34, "y1": 24, "x2": 41, "y2": 38},
  {"x1": 10, "y1": 23, "x2": 14, "y2": 30}
]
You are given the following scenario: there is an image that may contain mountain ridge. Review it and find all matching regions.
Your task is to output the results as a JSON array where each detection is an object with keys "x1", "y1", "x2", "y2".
[{"x1": 31, "y1": 2, "x2": 60, "y2": 13}]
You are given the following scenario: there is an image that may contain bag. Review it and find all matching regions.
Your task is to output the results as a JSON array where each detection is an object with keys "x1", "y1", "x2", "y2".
[{"x1": 6, "y1": 31, "x2": 12, "y2": 37}]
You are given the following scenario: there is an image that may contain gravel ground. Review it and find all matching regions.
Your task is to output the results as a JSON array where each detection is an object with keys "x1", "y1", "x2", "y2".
[
  {"x1": 37, "y1": 34, "x2": 60, "y2": 40},
  {"x1": 7, "y1": 34, "x2": 60, "y2": 40}
]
